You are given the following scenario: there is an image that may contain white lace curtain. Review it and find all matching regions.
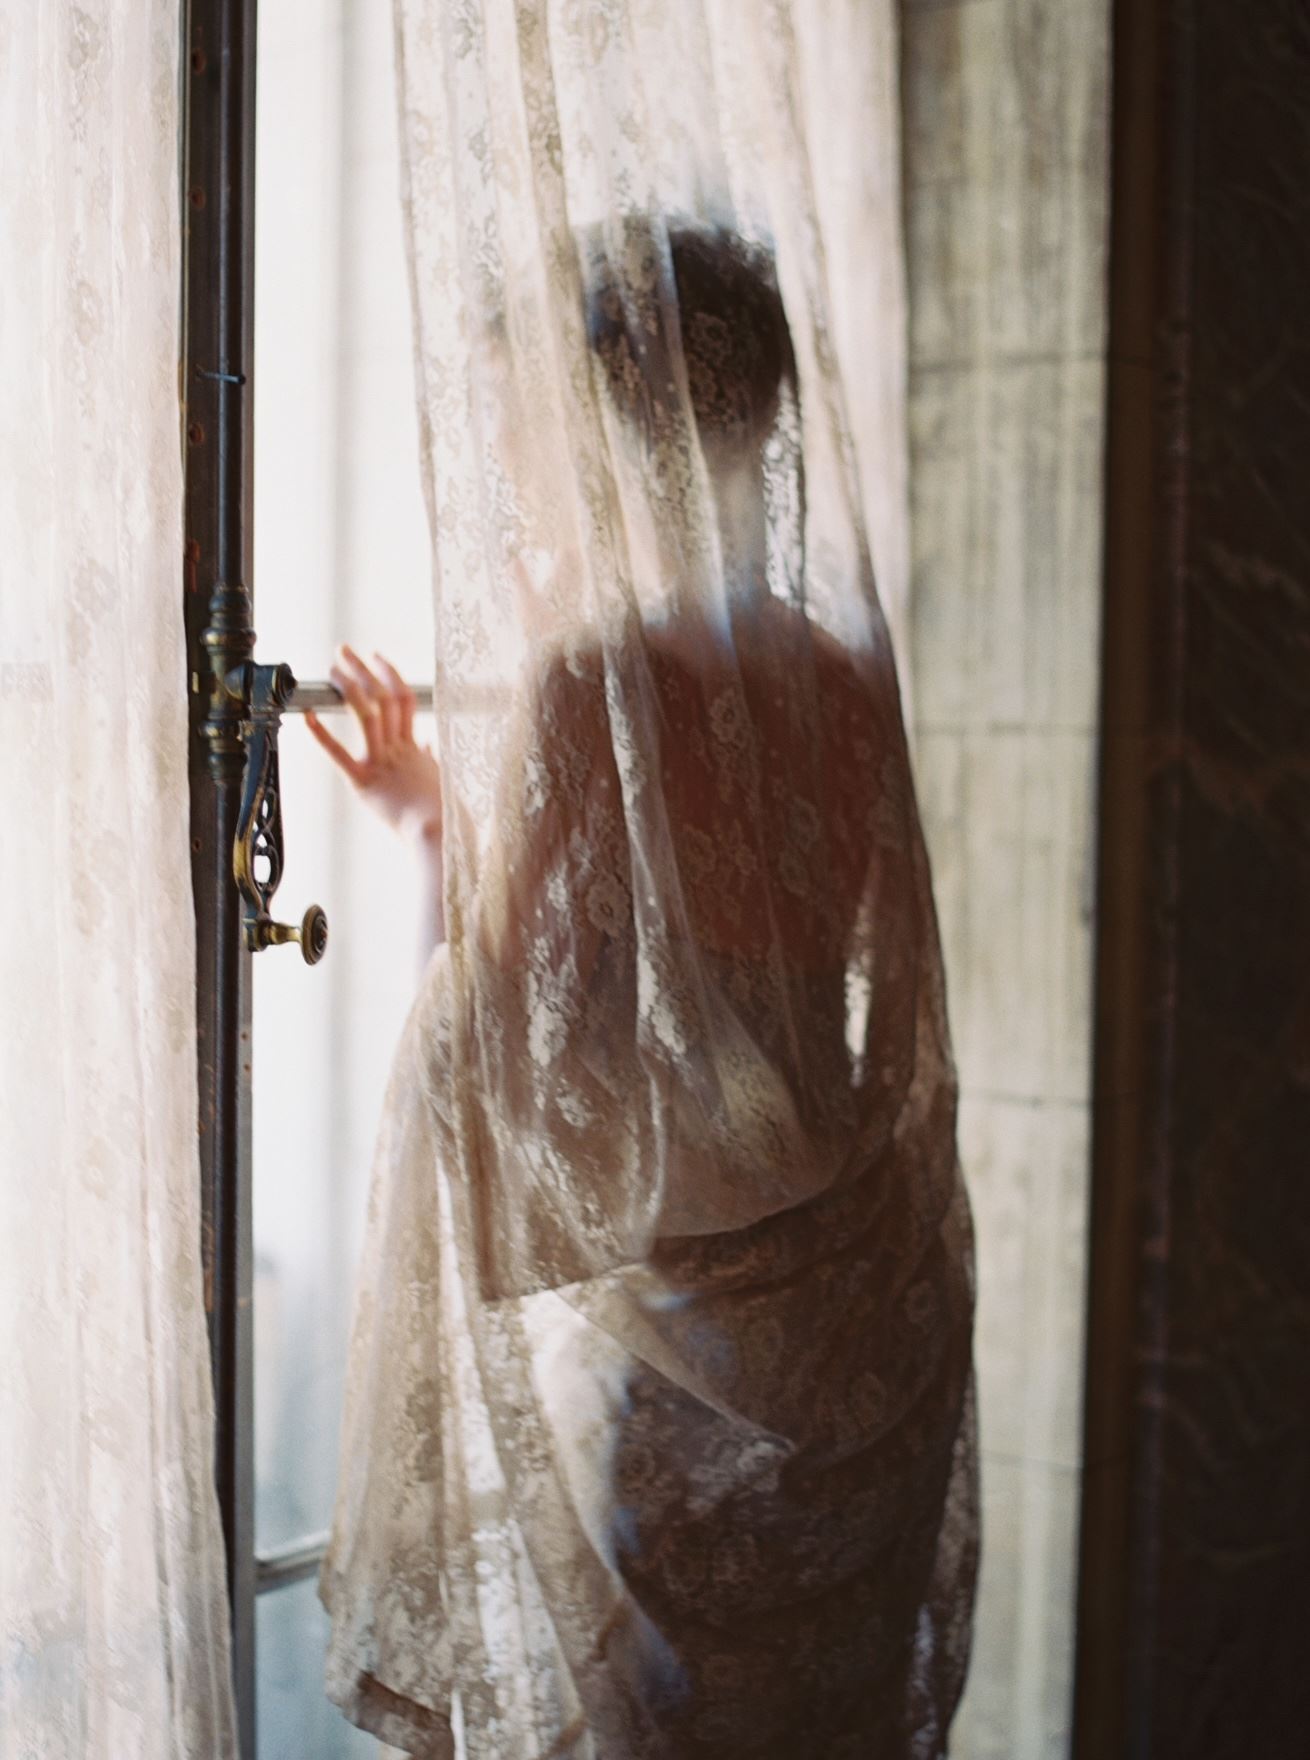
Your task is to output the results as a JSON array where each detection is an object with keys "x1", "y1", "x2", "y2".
[
  {"x1": 322, "y1": 3, "x2": 974, "y2": 1755},
  {"x1": 391, "y1": 0, "x2": 920, "y2": 1300},
  {"x1": 0, "y1": 6, "x2": 235, "y2": 1756}
]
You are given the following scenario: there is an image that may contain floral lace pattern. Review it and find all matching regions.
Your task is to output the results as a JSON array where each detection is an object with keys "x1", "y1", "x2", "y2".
[
  {"x1": 0, "y1": 4, "x2": 236, "y2": 1754},
  {"x1": 321, "y1": 2, "x2": 976, "y2": 1753}
]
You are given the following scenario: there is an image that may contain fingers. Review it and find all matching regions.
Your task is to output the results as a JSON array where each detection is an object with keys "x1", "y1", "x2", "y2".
[
  {"x1": 328, "y1": 661, "x2": 383, "y2": 761},
  {"x1": 304, "y1": 709, "x2": 365, "y2": 784},
  {"x1": 342, "y1": 643, "x2": 402, "y2": 747},
  {"x1": 331, "y1": 645, "x2": 397, "y2": 756},
  {"x1": 322, "y1": 642, "x2": 422, "y2": 773},
  {"x1": 371, "y1": 651, "x2": 416, "y2": 744}
]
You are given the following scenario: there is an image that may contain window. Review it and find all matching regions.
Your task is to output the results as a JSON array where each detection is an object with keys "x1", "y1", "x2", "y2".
[{"x1": 184, "y1": 3, "x2": 429, "y2": 1749}]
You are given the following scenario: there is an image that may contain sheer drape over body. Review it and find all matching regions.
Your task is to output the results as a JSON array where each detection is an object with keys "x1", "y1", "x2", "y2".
[{"x1": 321, "y1": 3, "x2": 976, "y2": 1755}]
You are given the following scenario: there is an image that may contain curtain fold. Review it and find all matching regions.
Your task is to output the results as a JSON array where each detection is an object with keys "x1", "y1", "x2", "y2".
[
  {"x1": 791, "y1": 0, "x2": 911, "y2": 678},
  {"x1": 0, "y1": 5, "x2": 236, "y2": 1756}
]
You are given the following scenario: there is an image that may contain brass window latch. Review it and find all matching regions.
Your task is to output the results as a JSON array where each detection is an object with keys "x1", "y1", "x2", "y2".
[
  {"x1": 199, "y1": 569, "x2": 436, "y2": 965},
  {"x1": 222, "y1": 659, "x2": 329, "y2": 964}
]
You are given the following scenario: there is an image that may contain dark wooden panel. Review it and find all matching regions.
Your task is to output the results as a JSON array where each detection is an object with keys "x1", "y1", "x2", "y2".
[{"x1": 1079, "y1": 4, "x2": 1310, "y2": 1755}]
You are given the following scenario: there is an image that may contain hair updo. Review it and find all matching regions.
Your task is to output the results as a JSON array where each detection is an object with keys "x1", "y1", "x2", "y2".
[{"x1": 582, "y1": 221, "x2": 797, "y2": 448}]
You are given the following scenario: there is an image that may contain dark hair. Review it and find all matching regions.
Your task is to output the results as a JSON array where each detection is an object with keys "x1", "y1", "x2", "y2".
[{"x1": 582, "y1": 221, "x2": 797, "y2": 445}]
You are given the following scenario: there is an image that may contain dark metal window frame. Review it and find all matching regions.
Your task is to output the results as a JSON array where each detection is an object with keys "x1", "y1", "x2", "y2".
[
  {"x1": 182, "y1": 7, "x2": 344, "y2": 1750},
  {"x1": 181, "y1": 1, "x2": 258, "y2": 1749}
]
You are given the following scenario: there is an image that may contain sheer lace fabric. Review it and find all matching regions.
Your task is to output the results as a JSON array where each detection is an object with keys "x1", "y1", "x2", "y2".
[
  {"x1": 0, "y1": 4, "x2": 236, "y2": 1754},
  {"x1": 322, "y1": 2, "x2": 976, "y2": 1754}
]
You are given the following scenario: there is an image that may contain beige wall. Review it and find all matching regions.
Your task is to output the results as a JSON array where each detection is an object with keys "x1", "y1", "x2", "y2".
[{"x1": 900, "y1": 1, "x2": 1110, "y2": 1752}]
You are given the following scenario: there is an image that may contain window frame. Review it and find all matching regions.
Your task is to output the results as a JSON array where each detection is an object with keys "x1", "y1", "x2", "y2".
[{"x1": 181, "y1": 1, "x2": 259, "y2": 1749}]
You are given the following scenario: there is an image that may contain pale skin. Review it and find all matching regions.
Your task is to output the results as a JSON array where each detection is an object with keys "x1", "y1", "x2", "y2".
[{"x1": 305, "y1": 644, "x2": 448, "y2": 955}]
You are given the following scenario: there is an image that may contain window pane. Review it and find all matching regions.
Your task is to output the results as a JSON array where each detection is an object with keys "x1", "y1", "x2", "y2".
[{"x1": 250, "y1": 0, "x2": 432, "y2": 1612}]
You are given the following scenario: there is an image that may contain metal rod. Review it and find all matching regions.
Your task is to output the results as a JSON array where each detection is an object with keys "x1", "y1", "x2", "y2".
[
  {"x1": 285, "y1": 679, "x2": 513, "y2": 716},
  {"x1": 255, "y1": 1532, "x2": 330, "y2": 1596},
  {"x1": 287, "y1": 680, "x2": 435, "y2": 715}
]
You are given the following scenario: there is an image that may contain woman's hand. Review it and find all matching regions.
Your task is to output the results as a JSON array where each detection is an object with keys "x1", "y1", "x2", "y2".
[{"x1": 306, "y1": 645, "x2": 443, "y2": 846}]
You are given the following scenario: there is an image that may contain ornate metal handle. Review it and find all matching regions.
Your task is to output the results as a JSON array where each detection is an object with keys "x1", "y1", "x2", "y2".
[{"x1": 228, "y1": 660, "x2": 329, "y2": 963}]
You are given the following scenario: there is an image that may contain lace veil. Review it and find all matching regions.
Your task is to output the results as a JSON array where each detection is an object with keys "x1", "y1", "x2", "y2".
[
  {"x1": 322, "y1": 11, "x2": 977, "y2": 1752},
  {"x1": 394, "y1": 0, "x2": 929, "y2": 1302}
]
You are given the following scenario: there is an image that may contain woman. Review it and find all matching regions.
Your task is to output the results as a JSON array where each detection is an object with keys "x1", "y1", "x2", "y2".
[{"x1": 313, "y1": 228, "x2": 977, "y2": 1758}]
